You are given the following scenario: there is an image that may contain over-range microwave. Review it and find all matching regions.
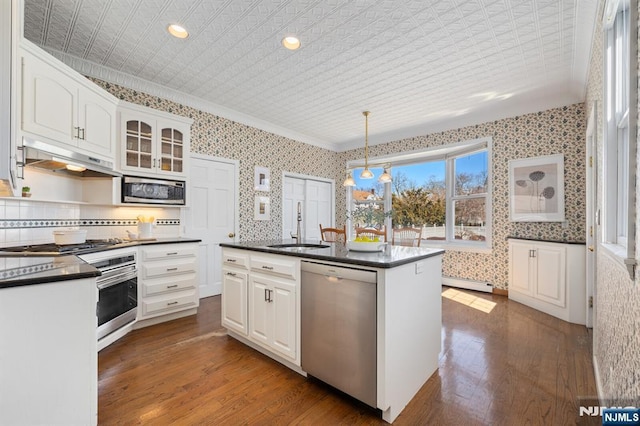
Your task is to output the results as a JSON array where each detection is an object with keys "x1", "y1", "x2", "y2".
[{"x1": 121, "y1": 176, "x2": 186, "y2": 205}]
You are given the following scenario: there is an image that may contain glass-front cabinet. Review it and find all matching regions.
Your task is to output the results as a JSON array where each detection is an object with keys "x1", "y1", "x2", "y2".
[
  {"x1": 125, "y1": 119, "x2": 153, "y2": 170},
  {"x1": 160, "y1": 126, "x2": 183, "y2": 174},
  {"x1": 119, "y1": 103, "x2": 192, "y2": 178}
]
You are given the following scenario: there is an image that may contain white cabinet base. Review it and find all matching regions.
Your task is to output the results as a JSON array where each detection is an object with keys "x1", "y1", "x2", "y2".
[{"x1": 508, "y1": 239, "x2": 586, "y2": 325}]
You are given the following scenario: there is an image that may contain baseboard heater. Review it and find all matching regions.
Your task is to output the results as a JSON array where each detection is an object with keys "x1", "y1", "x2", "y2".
[{"x1": 442, "y1": 276, "x2": 493, "y2": 293}]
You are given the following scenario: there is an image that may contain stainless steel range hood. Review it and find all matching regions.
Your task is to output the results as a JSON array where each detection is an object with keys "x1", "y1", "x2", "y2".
[{"x1": 23, "y1": 137, "x2": 122, "y2": 178}]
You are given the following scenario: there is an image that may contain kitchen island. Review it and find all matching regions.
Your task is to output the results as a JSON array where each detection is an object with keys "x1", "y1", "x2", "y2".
[{"x1": 220, "y1": 240, "x2": 444, "y2": 423}]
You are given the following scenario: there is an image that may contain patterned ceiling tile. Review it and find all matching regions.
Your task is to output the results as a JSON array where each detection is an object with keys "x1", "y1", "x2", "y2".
[{"x1": 23, "y1": 0, "x2": 598, "y2": 149}]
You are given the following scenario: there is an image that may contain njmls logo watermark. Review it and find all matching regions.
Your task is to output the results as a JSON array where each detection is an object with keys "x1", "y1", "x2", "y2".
[{"x1": 578, "y1": 397, "x2": 640, "y2": 426}]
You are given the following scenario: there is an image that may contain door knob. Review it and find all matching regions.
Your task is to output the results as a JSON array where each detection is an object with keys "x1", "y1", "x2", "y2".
[{"x1": 228, "y1": 232, "x2": 235, "y2": 238}]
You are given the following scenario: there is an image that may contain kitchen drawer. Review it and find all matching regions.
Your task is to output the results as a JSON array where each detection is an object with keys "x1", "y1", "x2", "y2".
[
  {"x1": 141, "y1": 244, "x2": 197, "y2": 261},
  {"x1": 250, "y1": 255, "x2": 298, "y2": 280},
  {"x1": 142, "y1": 273, "x2": 197, "y2": 297},
  {"x1": 142, "y1": 258, "x2": 196, "y2": 279},
  {"x1": 141, "y1": 289, "x2": 198, "y2": 317},
  {"x1": 222, "y1": 250, "x2": 249, "y2": 269}
]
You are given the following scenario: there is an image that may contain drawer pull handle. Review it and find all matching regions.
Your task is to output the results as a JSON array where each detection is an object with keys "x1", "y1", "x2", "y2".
[
  {"x1": 261, "y1": 266, "x2": 274, "y2": 270},
  {"x1": 167, "y1": 301, "x2": 179, "y2": 306},
  {"x1": 227, "y1": 258, "x2": 236, "y2": 262},
  {"x1": 226, "y1": 272, "x2": 236, "y2": 276},
  {"x1": 166, "y1": 252, "x2": 178, "y2": 255},
  {"x1": 167, "y1": 284, "x2": 178, "y2": 289},
  {"x1": 167, "y1": 267, "x2": 178, "y2": 271}
]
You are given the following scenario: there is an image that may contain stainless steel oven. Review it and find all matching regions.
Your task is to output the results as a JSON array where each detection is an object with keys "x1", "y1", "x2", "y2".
[
  {"x1": 121, "y1": 175, "x2": 186, "y2": 205},
  {"x1": 80, "y1": 249, "x2": 138, "y2": 341}
]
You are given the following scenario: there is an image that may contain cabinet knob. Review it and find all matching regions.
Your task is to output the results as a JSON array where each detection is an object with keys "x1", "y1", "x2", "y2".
[
  {"x1": 228, "y1": 232, "x2": 235, "y2": 238},
  {"x1": 588, "y1": 245, "x2": 594, "y2": 252}
]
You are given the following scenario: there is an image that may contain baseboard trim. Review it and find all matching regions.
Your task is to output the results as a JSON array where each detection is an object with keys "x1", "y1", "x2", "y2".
[
  {"x1": 593, "y1": 354, "x2": 604, "y2": 403},
  {"x1": 442, "y1": 276, "x2": 493, "y2": 293},
  {"x1": 492, "y1": 288, "x2": 508, "y2": 296}
]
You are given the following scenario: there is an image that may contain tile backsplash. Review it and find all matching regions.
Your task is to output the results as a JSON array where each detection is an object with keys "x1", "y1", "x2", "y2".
[{"x1": 0, "y1": 198, "x2": 181, "y2": 247}]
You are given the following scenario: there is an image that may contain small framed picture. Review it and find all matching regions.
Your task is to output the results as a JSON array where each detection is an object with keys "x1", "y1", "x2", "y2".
[
  {"x1": 254, "y1": 196, "x2": 270, "y2": 220},
  {"x1": 509, "y1": 154, "x2": 565, "y2": 222},
  {"x1": 254, "y1": 166, "x2": 270, "y2": 191}
]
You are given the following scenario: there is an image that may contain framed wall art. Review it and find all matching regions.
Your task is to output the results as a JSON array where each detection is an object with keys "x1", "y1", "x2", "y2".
[
  {"x1": 509, "y1": 154, "x2": 565, "y2": 222},
  {"x1": 254, "y1": 166, "x2": 270, "y2": 191},
  {"x1": 254, "y1": 196, "x2": 270, "y2": 220}
]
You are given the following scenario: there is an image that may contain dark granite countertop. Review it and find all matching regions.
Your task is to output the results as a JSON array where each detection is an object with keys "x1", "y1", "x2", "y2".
[
  {"x1": 0, "y1": 237, "x2": 202, "y2": 257},
  {"x1": 0, "y1": 238, "x2": 200, "y2": 289},
  {"x1": 506, "y1": 236, "x2": 586, "y2": 245},
  {"x1": 220, "y1": 239, "x2": 445, "y2": 269},
  {"x1": 0, "y1": 255, "x2": 100, "y2": 289}
]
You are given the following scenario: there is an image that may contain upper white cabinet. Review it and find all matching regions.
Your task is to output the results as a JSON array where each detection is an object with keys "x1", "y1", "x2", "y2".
[
  {"x1": 20, "y1": 42, "x2": 118, "y2": 160},
  {"x1": 508, "y1": 238, "x2": 585, "y2": 324},
  {"x1": 118, "y1": 101, "x2": 192, "y2": 178}
]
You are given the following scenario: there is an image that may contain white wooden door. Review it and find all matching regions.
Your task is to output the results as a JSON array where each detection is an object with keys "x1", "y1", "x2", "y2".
[
  {"x1": 283, "y1": 175, "x2": 334, "y2": 241},
  {"x1": 585, "y1": 103, "x2": 597, "y2": 328},
  {"x1": 305, "y1": 179, "x2": 333, "y2": 241},
  {"x1": 183, "y1": 155, "x2": 238, "y2": 298},
  {"x1": 283, "y1": 176, "x2": 306, "y2": 239}
]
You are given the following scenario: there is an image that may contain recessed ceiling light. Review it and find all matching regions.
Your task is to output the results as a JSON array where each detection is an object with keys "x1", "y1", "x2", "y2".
[
  {"x1": 168, "y1": 24, "x2": 189, "y2": 39},
  {"x1": 282, "y1": 36, "x2": 301, "y2": 50}
]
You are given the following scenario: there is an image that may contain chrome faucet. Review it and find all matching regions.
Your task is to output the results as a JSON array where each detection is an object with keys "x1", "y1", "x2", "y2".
[{"x1": 291, "y1": 201, "x2": 302, "y2": 242}]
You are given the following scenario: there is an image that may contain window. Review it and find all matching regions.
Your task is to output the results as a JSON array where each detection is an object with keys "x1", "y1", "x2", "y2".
[
  {"x1": 603, "y1": 0, "x2": 636, "y2": 272},
  {"x1": 346, "y1": 138, "x2": 491, "y2": 250}
]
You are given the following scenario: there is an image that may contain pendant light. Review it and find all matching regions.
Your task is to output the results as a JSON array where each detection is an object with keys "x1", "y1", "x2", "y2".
[
  {"x1": 343, "y1": 171, "x2": 356, "y2": 187},
  {"x1": 360, "y1": 111, "x2": 373, "y2": 179},
  {"x1": 342, "y1": 110, "x2": 393, "y2": 186},
  {"x1": 378, "y1": 166, "x2": 392, "y2": 183}
]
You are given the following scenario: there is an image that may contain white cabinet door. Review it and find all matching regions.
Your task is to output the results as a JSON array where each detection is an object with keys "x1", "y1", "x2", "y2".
[
  {"x1": 270, "y1": 280, "x2": 296, "y2": 360},
  {"x1": 22, "y1": 51, "x2": 77, "y2": 146},
  {"x1": 508, "y1": 241, "x2": 534, "y2": 295},
  {"x1": 534, "y1": 245, "x2": 566, "y2": 307},
  {"x1": 248, "y1": 275, "x2": 270, "y2": 345},
  {"x1": 120, "y1": 111, "x2": 156, "y2": 173},
  {"x1": 221, "y1": 268, "x2": 248, "y2": 335},
  {"x1": 248, "y1": 273, "x2": 297, "y2": 360},
  {"x1": 78, "y1": 88, "x2": 116, "y2": 157}
]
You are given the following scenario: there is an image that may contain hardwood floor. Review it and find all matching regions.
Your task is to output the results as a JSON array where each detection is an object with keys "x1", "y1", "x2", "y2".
[{"x1": 98, "y1": 288, "x2": 596, "y2": 425}]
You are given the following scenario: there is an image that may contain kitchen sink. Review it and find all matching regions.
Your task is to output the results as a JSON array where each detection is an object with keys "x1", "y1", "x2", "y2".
[{"x1": 267, "y1": 243, "x2": 330, "y2": 249}]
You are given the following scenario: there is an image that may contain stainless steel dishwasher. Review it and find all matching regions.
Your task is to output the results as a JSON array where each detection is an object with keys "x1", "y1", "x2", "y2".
[{"x1": 301, "y1": 260, "x2": 377, "y2": 407}]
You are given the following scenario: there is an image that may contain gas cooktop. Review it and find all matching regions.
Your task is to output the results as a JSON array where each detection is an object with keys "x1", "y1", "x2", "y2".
[{"x1": 0, "y1": 239, "x2": 130, "y2": 256}]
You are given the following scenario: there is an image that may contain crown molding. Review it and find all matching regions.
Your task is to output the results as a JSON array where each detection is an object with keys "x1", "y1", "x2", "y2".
[{"x1": 41, "y1": 47, "x2": 339, "y2": 152}]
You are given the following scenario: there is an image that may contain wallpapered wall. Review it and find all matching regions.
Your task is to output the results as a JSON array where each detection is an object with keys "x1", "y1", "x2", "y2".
[
  {"x1": 91, "y1": 80, "x2": 342, "y2": 241},
  {"x1": 584, "y1": 0, "x2": 640, "y2": 405},
  {"x1": 338, "y1": 103, "x2": 586, "y2": 289},
  {"x1": 94, "y1": 78, "x2": 586, "y2": 291}
]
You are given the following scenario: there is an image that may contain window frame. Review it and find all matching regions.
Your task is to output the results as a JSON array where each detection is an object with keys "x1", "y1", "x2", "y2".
[
  {"x1": 602, "y1": 0, "x2": 638, "y2": 278},
  {"x1": 346, "y1": 137, "x2": 492, "y2": 252}
]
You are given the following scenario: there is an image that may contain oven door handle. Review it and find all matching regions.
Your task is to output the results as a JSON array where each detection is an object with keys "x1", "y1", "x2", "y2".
[{"x1": 97, "y1": 269, "x2": 138, "y2": 290}]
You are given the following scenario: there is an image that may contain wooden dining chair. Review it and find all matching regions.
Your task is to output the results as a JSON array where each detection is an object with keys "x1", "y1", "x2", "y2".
[
  {"x1": 392, "y1": 227, "x2": 422, "y2": 247},
  {"x1": 355, "y1": 226, "x2": 387, "y2": 242},
  {"x1": 319, "y1": 224, "x2": 346, "y2": 243}
]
